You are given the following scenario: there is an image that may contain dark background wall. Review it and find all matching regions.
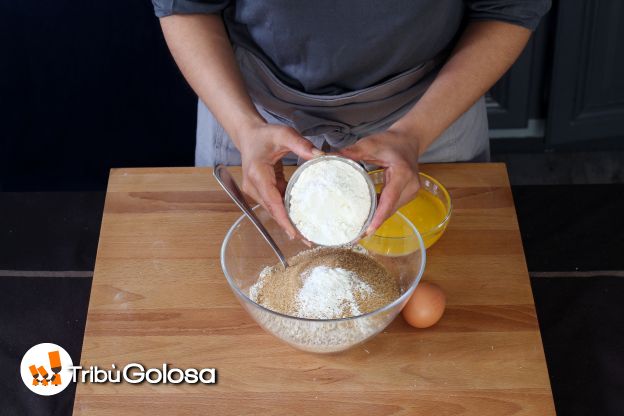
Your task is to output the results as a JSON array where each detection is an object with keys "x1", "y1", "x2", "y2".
[{"x1": 1, "y1": 0, "x2": 196, "y2": 191}]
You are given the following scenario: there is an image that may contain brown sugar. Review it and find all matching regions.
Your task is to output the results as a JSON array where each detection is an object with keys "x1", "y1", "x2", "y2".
[{"x1": 249, "y1": 247, "x2": 400, "y2": 319}]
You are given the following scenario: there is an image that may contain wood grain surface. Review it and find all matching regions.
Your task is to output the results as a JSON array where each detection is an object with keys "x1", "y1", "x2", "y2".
[{"x1": 73, "y1": 164, "x2": 555, "y2": 415}]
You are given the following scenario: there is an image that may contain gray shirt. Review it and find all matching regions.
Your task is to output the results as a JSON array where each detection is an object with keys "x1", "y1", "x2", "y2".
[{"x1": 152, "y1": 0, "x2": 550, "y2": 94}]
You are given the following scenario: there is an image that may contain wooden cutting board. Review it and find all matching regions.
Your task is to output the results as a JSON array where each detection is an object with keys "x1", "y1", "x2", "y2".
[{"x1": 73, "y1": 163, "x2": 555, "y2": 415}]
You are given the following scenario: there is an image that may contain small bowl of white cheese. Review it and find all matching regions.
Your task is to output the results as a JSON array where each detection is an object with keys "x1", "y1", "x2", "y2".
[{"x1": 285, "y1": 155, "x2": 377, "y2": 246}]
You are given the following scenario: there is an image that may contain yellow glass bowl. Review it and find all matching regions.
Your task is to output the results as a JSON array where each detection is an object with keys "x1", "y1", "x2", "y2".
[{"x1": 364, "y1": 170, "x2": 452, "y2": 252}]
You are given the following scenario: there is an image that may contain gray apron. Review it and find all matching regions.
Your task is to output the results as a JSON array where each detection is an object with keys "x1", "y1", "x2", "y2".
[{"x1": 196, "y1": 46, "x2": 489, "y2": 166}]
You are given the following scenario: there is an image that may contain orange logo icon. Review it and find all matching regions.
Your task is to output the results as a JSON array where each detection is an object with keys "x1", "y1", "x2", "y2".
[
  {"x1": 28, "y1": 350, "x2": 63, "y2": 387},
  {"x1": 20, "y1": 343, "x2": 73, "y2": 396}
]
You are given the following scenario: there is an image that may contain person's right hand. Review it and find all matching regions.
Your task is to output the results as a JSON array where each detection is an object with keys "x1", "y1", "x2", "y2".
[{"x1": 236, "y1": 122, "x2": 323, "y2": 239}]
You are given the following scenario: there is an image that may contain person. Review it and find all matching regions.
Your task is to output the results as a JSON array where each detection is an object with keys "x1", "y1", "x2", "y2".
[{"x1": 152, "y1": 1, "x2": 550, "y2": 238}]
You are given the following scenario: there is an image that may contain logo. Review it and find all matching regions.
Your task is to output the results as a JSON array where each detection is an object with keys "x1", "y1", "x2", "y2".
[
  {"x1": 68, "y1": 363, "x2": 217, "y2": 384},
  {"x1": 20, "y1": 343, "x2": 73, "y2": 396}
]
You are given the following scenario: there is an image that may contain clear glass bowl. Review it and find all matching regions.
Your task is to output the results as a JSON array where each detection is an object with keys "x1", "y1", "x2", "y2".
[
  {"x1": 284, "y1": 155, "x2": 377, "y2": 247},
  {"x1": 368, "y1": 170, "x2": 452, "y2": 249},
  {"x1": 221, "y1": 206, "x2": 426, "y2": 353}
]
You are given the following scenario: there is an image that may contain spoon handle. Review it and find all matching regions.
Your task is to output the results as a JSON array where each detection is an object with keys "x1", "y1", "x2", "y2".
[{"x1": 213, "y1": 165, "x2": 289, "y2": 268}]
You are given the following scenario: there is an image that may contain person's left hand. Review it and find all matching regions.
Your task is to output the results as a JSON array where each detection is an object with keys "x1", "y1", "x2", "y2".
[{"x1": 339, "y1": 127, "x2": 421, "y2": 235}]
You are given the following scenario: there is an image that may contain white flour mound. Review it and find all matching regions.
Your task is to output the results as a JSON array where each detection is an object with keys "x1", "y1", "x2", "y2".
[
  {"x1": 288, "y1": 159, "x2": 371, "y2": 246},
  {"x1": 295, "y1": 266, "x2": 373, "y2": 319}
]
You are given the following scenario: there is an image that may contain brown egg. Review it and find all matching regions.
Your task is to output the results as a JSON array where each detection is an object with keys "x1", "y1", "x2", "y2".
[{"x1": 402, "y1": 282, "x2": 446, "y2": 328}]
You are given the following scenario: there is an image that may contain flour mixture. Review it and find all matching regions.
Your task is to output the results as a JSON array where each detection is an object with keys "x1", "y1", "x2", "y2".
[{"x1": 249, "y1": 247, "x2": 400, "y2": 319}]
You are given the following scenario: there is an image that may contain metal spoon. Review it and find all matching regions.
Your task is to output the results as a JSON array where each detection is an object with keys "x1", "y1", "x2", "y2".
[{"x1": 213, "y1": 165, "x2": 289, "y2": 268}]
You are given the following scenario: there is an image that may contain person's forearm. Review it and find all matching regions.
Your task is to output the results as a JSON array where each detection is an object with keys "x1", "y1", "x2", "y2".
[
  {"x1": 391, "y1": 21, "x2": 531, "y2": 155},
  {"x1": 160, "y1": 14, "x2": 264, "y2": 147}
]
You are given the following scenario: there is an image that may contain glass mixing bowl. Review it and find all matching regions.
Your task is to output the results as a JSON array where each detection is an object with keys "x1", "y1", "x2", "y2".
[
  {"x1": 221, "y1": 206, "x2": 426, "y2": 353},
  {"x1": 368, "y1": 170, "x2": 452, "y2": 250}
]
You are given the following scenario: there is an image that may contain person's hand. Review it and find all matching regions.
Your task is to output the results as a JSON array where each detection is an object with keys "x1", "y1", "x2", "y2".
[
  {"x1": 339, "y1": 127, "x2": 421, "y2": 235},
  {"x1": 236, "y1": 122, "x2": 323, "y2": 239}
]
